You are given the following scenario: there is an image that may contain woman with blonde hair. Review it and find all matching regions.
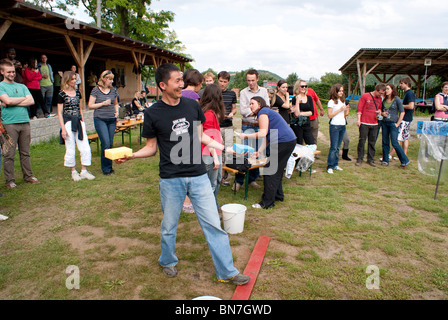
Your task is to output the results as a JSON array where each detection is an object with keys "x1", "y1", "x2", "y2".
[
  {"x1": 291, "y1": 80, "x2": 315, "y2": 145},
  {"x1": 57, "y1": 71, "x2": 95, "y2": 181},
  {"x1": 88, "y1": 70, "x2": 119, "y2": 175}
]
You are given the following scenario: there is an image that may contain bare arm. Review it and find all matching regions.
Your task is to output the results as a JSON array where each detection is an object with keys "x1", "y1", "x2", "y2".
[
  {"x1": 88, "y1": 95, "x2": 111, "y2": 110},
  {"x1": 0, "y1": 94, "x2": 26, "y2": 107}
]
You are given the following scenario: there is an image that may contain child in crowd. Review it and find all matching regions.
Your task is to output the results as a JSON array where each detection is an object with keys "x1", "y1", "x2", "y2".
[{"x1": 200, "y1": 84, "x2": 226, "y2": 209}]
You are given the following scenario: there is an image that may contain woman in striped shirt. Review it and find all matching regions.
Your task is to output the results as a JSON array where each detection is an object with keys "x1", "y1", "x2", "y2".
[{"x1": 88, "y1": 70, "x2": 119, "y2": 175}]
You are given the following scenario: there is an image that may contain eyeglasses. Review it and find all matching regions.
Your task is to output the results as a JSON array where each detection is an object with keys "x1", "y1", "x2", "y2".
[{"x1": 300, "y1": 85, "x2": 308, "y2": 88}]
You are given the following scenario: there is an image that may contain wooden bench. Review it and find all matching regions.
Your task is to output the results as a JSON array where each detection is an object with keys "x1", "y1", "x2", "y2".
[{"x1": 88, "y1": 133, "x2": 100, "y2": 156}]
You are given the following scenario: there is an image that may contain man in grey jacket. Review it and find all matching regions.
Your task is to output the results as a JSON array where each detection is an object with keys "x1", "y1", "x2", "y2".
[{"x1": 37, "y1": 54, "x2": 55, "y2": 116}]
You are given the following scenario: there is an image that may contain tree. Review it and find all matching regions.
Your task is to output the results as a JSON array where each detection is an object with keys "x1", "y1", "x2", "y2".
[
  {"x1": 286, "y1": 72, "x2": 299, "y2": 85},
  {"x1": 28, "y1": 0, "x2": 185, "y2": 53},
  {"x1": 320, "y1": 72, "x2": 343, "y2": 85}
]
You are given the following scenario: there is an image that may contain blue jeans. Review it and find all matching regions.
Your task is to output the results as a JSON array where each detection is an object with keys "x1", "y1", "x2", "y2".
[
  {"x1": 94, "y1": 117, "x2": 116, "y2": 173},
  {"x1": 327, "y1": 125, "x2": 346, "y2": 170},
  {"x1": 158, "y1": 174, "x2": 239, "y2": 280},
  {"x1": 236, "y1": 124, "x2": 260, "y2": 185},
  {"x1": 204, "y1": 154, "x2": 222, "y2": 210},
  {"x1": 381, "y1": 121, "x2": 409, "y2": 165}
]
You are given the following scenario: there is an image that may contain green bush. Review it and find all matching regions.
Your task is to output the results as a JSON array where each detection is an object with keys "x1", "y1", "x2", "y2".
[{"x1": 308, "y1": 83, "x2": 331, "y2": 100}]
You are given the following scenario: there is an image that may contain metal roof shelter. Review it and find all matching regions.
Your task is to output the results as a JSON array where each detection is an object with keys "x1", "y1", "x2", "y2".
[
  {"x1": 0, "y1": 0, "x2": 192, "y2": 107},
  {"x1": 339, "y1": 48, "x2": 448, "y2": 96}
]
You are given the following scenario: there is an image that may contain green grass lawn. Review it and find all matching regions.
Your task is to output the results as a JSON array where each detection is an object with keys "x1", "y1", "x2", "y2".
[{"x1": 0, "y1": 108, "x2": 447, "y2": 300}]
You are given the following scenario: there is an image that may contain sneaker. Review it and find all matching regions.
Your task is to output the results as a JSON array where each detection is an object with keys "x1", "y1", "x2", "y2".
[
  {"x1": 381, "y1": 162, "x2": 389, "y2": 166},
  {"x1": 252, "y1": 203, "x2": 262, "y2": 209},
  {"x1": 25, "y1": 177, "x2": 40, "y2": 184},
  {"x1": 103, "y1": 169, "x2": 115, "y2": 176},
  {"x1": 393, "y1": 156, "x2": 399, "y2": 161},
  {"x1": 249, "y1": 181, "x2": 261, "y2": 189},
  {"x1": 231, "y1": 183, "x2": 242, "y2": 192},
  {"x1": 334, "y1": 166, "x2": 343, "y2": 171},
  {"x1": 220, "y1": 273, "x2": 250, "y2": 286},
  {"x1": 221, "y1": 179, "x2": 230, "y2": 186},
  {"x1": 162, "y1": 266, "x2": 178, "y2": 278},
  {"x1": 0, "y1": 214, "x2": 8, "y2": 221},
  {"x1": 80, "y1": 170, "x2": 95, "y2": 180},
  {"x1": 327, "y1": 168, "x2": 334, "y2": 174},
  {"x1": 400, "y1": 161, "x2": 410, "y2": 169},
  {"x1": 72, "y1": 170, "x2": 82, "y2": 182},
  {"x1": 6, "y1": 182, "x2": 17, "y2": 189},
  {"x1": 48, "y1": 113, "x2": 57, "y2": 117}
]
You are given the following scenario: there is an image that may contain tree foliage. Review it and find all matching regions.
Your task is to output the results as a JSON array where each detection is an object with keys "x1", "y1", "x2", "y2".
[{"x1": 28, "y1": 0, "x2": 185, "y2": 53}]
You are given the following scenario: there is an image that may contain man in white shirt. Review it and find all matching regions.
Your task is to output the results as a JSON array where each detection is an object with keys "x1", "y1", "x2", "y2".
[{"x1": 234, "y1": 69, "x2": 270, "y2": 191}]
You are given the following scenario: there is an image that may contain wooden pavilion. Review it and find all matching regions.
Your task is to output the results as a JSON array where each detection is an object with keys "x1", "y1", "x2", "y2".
[
  {"x1": 339, "y1": 48, "x2": 448, "y2": 97},
  {"x1": 0, "y1": 0, "x2": 192, "y2": 107}
]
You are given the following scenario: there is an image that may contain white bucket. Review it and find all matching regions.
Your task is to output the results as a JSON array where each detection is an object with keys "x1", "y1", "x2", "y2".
[
  {"x1": 192, "y1": 296, "x2": 222, "y2": 300},
  {"x1": 221, "y1": 203, "x2": 247, "y2": 234}
]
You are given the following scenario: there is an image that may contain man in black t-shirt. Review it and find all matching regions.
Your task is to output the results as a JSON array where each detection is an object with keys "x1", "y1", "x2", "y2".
[
  {"x1": 116, "y1": 63, "x2": 249, "y2": 286},
  {"x1": 218, "y1": 71, "x2": 237, "y2": 185}
]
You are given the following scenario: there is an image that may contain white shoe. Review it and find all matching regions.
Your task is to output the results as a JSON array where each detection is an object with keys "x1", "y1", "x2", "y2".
[
  {"x1": 334, "y1": 166, "x2": 343, "y2": 171},
  {"x1": 80, "y1": 170, "x2": 95, "y2": 180},
  {"x1": 327, "y1": 168, "x2": 334, "y2": 174},
  {"x1": 252, "y1": 203, "x2": 262, "y2": 209},
  {"x1": 0, "y1": 214, "x2": 9, "y2": 221},
  {"x1": 72, "y1": 170, "x2": 82, "y2": 182}
]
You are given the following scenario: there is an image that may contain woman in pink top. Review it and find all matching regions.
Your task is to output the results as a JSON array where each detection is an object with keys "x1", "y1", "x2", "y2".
[
  {"x1": 200, "y1": 84, "x2": 225, "y2": 209},
  {"x1": 434, "y1": 81, "x2": 448, "y2": 122},
  {"x1": 22, "y1": 57, "x2": 48, "y2": 118}
]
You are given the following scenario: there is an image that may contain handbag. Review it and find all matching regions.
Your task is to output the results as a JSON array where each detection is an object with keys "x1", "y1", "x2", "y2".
[
  {"x1": 0, "y1": 119, "x2": 13, "y2": 153},
  {"x1": 226, "y1": 155, "x2": 251, "y2": 172},
  {"x1": 290, "y1": 115, "x2": 309, "y2": 127},
  {"x1": 290, "y1": 96, "x2": 310, "y2": 127}
]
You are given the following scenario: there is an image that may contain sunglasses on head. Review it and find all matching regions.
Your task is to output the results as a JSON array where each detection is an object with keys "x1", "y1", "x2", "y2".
[{"x1": 103, "y1": 70, "x2": 112, "y2": 77}]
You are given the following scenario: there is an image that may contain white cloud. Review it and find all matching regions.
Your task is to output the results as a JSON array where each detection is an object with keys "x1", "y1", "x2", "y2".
[{"x1": 70, "y1": 0, "x2": 448, "y2": 80}]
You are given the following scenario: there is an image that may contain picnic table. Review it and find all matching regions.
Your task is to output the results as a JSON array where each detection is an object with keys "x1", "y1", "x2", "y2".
[
  {"x1": 115, "y1": 118, "x2": 143, "y2": 148},
  {"x1": 223, "y1": 158, "x2": 267, "y2": 200}
]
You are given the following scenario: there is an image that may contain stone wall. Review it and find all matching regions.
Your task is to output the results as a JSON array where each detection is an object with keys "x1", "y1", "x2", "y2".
[{"x1": 30, "y1": 110, "x2": 96, "y2": 145}]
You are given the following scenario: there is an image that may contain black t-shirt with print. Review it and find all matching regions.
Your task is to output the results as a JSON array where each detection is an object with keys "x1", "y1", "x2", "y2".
[
  {"x1": 58, "y1": 90, "x2": 81, "y2": 117},
  {"x1": 142, "y1": 97, "x2": 207, "y2": 179}
]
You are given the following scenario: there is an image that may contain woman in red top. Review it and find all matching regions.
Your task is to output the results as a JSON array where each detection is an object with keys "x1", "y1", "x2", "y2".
[
  {"x1": 22, "y1": 57, "x2": 48, "y2": 118},
  {"x1": 200, "y1": 84, "x2": 225, "y2": 209}
]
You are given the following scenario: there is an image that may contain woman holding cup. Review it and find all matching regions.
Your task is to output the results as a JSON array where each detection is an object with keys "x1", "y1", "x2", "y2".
[
  {"x1": 380, "y1": 84, "x2": 409, "y2": 167},
  {"x1": 88, "y1": 70, "x2": 119, "y2": 175},
  {"x1": 326, "y1": 84, "x2": 350, "y2": 174}
]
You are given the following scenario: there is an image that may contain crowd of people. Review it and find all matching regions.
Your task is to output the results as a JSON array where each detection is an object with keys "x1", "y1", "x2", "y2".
[{"x1": 2, "y1": 58, "x2": 447, "y2": 281}]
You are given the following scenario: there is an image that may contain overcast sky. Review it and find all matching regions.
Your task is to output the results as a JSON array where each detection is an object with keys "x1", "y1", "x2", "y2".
[{"x1": 69, "y1": 0, "x2": 448, "y2": 80}]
